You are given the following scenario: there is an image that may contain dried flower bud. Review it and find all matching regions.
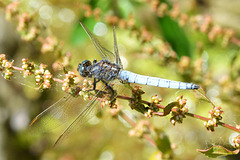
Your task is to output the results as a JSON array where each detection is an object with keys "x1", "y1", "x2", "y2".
[
  {"x1": 41, "y1": 36, "x2": 58, "y2": 54},
  {"x1": 233, "y1": 135, "x2": 240, "y2": 148},
  {"x1": 157, "y1": 3, "x2": 168, "y2": 17},
  {"x1": 6, "y1": 1, "x2": 19, "y2": 20}
]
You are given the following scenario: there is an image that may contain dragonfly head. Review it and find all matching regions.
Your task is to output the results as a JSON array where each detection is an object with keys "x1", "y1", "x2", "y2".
[{"x1": 78, "y1": 60, "x2": 92, "y2": 77}]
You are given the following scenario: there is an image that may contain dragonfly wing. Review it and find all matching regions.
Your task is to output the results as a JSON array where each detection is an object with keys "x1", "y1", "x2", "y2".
[
  {"x1": 79, "y1": 22, "x2": 116, "y2": 62},
  {"x1": 54, "y1": 93, "x2": 99, "y2": 146},
  {"x1": 29, "y1": 94, "x2": 87, "y2": 134},
  {"x1": 53, "y1": 84, "x2": 108, "y2": 147},
  {"x1": 113, "y1": 24, "x2": 123, "y2": 68}
]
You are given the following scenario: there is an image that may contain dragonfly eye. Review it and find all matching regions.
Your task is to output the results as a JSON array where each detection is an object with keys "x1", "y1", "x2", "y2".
[{"x1": 78, "y1": 60, "x2": 92, "y2": 77}]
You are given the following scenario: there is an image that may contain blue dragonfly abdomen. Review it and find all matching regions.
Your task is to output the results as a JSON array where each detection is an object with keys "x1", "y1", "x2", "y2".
[{"x1": 118, "y1": 70, "x2": 199, "y2": 89}]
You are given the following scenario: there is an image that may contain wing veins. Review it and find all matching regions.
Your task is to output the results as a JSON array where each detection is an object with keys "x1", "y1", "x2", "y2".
[
  {"x1": 53, "y1": 85, "x2": 106, "y2": 146},
  {"x1": 30, "y1": 95, "x2": 73, "y2": 126},
  {"x1": 113, "y1": 24, "x2": 122, "y2": 67},
  {"x1": 79, "y1": 22, "x2": 115, "y2": 61}
]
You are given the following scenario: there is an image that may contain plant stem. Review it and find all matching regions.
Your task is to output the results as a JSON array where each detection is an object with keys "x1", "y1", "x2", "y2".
[{"x1": 119, "y1": 110, "x2": 157, "y2": 147}]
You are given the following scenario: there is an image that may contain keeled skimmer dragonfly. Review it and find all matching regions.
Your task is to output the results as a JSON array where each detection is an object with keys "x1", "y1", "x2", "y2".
[{"x1": 30, "y1": 22, "x2": 199, "y2": 146}]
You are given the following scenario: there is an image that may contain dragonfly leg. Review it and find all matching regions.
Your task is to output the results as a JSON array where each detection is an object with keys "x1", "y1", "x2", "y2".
[
  {"x1": 101, "y1": 80, "x2": 116, "y2": 101},
  {"x1": 93, "y1": 78, "x2": 100, "y2": 90},
  {"x1": 86, "y1": 78, "x2": 100, "y2": 92}
]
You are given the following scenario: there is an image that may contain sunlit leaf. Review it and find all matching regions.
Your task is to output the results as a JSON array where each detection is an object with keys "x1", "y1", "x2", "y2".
[
  {"x1": 117, "y1": 0, "x2": 134, "y2": 18},
  {"x1": 154, "y1": 129, "x2": 172, "y2": 158},
  {"x1": 157, "y1": 16, "x2": 191, "y2": 58},
  {"x1": 91, "y1": 0, "x2": 111, "y2": 12},
  {"x1": 197, "y1": 145, "x2": 240, "y2": 158}
]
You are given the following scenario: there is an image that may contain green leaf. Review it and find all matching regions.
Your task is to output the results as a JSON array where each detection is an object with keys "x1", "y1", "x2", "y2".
[
  {"x1": 157, "y1": 16, "x2": 191, "y2": 58},
  {"x1": 154, "y1": 129, "x2": 172, "y2": 158},
  {"x1": 164, "y1": 102, "x2": 178, "y2": 115},
  {"x1": 90, "y1": 0, "x2": 111, "y2": 12},
  {"x1": 197, "y1": 145, "x2": 239, "y2": 158},
  {"x1": 117, "y1": 0, "x2": 134, "y2": 18}
]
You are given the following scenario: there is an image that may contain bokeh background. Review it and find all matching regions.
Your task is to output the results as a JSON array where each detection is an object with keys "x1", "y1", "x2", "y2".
[{"x1": 0, "y1": 0, "x2": 240, "y2": 160}]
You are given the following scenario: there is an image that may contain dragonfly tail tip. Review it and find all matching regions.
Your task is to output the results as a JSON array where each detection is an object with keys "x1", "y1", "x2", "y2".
[{"x1": 193, "y1": 84, "x2": 200, "y2": 89}]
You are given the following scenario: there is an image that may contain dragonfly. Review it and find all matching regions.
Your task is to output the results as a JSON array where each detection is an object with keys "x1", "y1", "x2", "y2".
[{"x1": 30, "y1": 21, "x2": 199, "y2": 147}]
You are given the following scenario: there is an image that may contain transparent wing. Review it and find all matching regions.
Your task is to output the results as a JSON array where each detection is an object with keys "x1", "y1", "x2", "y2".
[
  {"x1": 53, "y1": 83, "x2": 113, "y2": 147},
  {"x1": 29, "y1": 89, "x2": 104, "y2": 146},
  {"x1": 80, "y1": 21, "x2": 116, "y2": 62},
  {"x1": 53, "y1": 91, "x2": 101, "y2": 146},
  {"x1": 113, "y1": 24, "x2": 123, "y2": 68},
  {"x1": 30, "y1": 79, "x2": 118, "y2": 146},
  {"x1": 29, "y1": 94, "x2": 88, "y2": 134}
]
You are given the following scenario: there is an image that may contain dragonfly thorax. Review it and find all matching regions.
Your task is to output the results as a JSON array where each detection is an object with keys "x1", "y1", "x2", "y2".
[
  {"x1": 78, "y1": 60, "x2": 93, "y2": 78},
  {"x1": 78, "y1": 59, "x2": 121, "y2": 82}
]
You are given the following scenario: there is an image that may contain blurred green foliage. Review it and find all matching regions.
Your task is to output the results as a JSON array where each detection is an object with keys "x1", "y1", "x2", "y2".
[{"x1": 1, "y1": 0, "x2": 240, "y2": 160}]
